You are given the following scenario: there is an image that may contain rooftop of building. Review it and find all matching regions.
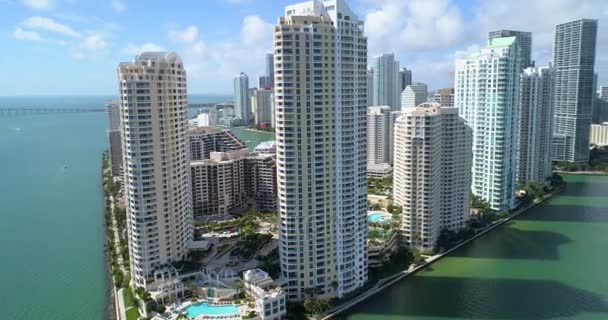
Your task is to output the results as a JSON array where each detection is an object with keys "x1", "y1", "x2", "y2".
[
  {"x1": 188, "y1": 126, "x2": 225, "y2": 134},
  {"x1": 488, "y1": 36, "x2": 517, "y2": 48}
]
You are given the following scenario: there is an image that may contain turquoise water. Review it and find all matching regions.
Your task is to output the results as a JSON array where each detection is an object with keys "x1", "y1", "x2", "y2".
[
  {"x1": 343, "y1": 174, "x2": 608, "y2": 320},
  {"x1": 368, "y1": 212, "x2": 391, "y2": 224},
  {"x1": 184, "y1": 302, "x2": 240, "y2": 317},
  {"x1": 0, "y1": 95, "x2": 230, "y2": 320}
]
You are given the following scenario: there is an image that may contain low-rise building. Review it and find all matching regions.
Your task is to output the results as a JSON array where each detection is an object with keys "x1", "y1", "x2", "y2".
[
  {"x1": 243, "y1": 269, "x2": 286, "y2": 320},
  {"x1": 366, "y1": 163, "x2": 393, "y2": 178},
  {"x1": 254, "y1": 141, "x2": 276, "y2": 155}
]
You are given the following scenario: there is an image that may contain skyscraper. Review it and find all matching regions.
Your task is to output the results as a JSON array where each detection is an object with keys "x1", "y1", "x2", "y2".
[
  {"x1": 106, "y1": 100, "x2": 122, "y2": 176},
  {"x1": 234, "y1": 72, "x2": 251, "y2": 125},
  {"x1": 252, "y1": 87, "x2": 274, "y2": 126},
  {"x1": 367, "y1": 106, "x2": 392, "y2": 166},
  {"x1": 489, "y1": 29, "x2": 533, "y2": 68},
  {"x1": 266, "y1": 53, "x2": 275, "y2": 87},
  {"x1": 373, "y1": 53, "x2": 400, "y2": 110},
  {"x1": 258, "y1": 75, "x2": 272, "y2": 88},
  {"x1": 393, "y1": 103, "x2": 472, "y2": 252},
  {"x1": 401, "y1": 83, "x2": 427, "y2": 110},
  {"x1": 455, "y1": 37, "x2": 521, "y2": 211},
  {"x1": 118, "y1": 52, "x2": 192, "y2": 289},
  {"x1": 552, "y1": 19, "x2": 598, "y2": 163},
  {"x1": 398, "y1": 67, "x2": 413, "y2": 93},
  {"x1": 518, "y1": 67, "x2": 555, "y2": 183},
  {"x1": 367, "y1": 68, "x2": 374, "y2": 107},
  {"x1": 276, "y1": 0, "x2": 368, "y2": 300}
]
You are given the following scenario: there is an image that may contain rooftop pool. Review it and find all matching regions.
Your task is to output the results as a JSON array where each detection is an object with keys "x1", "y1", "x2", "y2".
[{"x1": 183, "y1": 302, "x2": 240, "y2": 318}]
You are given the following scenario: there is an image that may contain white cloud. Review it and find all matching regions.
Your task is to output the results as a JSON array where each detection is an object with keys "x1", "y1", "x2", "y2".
[
  {"x1": 168, "y1": 25, "x2": 199, "y2": 43},
  {"x1": 241, "y1": 15, "x2": 274, "y2": 46},
  {"x1": 21, "y1": 16, "x2": 81, "y2": 38},
  {"x1": 22, "y1": 0, "x2": 52, "y2": 10},
  {"x1": 122, "y1": 42, "x2": 165, "y2": 56},
  {"x1": 363, "y1": 0, "x2": 466, "y2": 55},
  {"x1": 111, "y1": 0, "x2": 126, "y2": 13},
  {"x1": 82, "y1": 34, "x2": 108, "y2": 50},
  {"x1": 13, "y1": 27, "x2": 42, "y2": 41}
]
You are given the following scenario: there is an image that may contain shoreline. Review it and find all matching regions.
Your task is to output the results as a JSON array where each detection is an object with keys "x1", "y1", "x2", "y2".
[
  {"x1": 554, "y1": 170, "x2": 608, "y2": 176},
  {"x1": 242, "y1": 128, "x2": 275, "y2": 134},
  {"x1": 319, "y1": 185, "x2": 566, "y2": 320}
]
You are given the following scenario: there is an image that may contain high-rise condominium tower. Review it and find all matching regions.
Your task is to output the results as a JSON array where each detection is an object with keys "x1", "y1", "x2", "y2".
[
  {"x1": 432, "y1": 88, "x2": 455, "y2": 107},
  {"x1": 401, "y1": 83, "x2": 427, "y2": 110},
  {"x1": 106, "y1": 100, "x2": 123, "y2": 176},
  {"x1": 266, "y1": 53, "x2": 275, "y2": 87},
  {"x1": 367, "y1": 68, "x2": 374, "y2": 107},
  {"x1": 489, "y1": 29, "x2": 533, "y2": 68},
  {"x1": 276, "y1": 0, "x2": 368, "y2": 300},
  {"x1": 393, "y1": 103, "x2": 472, "y2": 252},
  {"x1": 367, "y1": 106, "x2": 393, "y2": 166},
  {"x1": 234, "y1": 72, "x2": 251, "y2": 125},
  {"x1": 552, "y1": 19, "x2": 598, "y2": 163},
  {"x1": 518, "y1": 67, "x2": 555, "y2": 183},
  {"x1": 118, "y1": 52, "x2": 192, "y2": 289},
  {"x1": 373, "y1": 53, "x2": 400, "y2": 110},
  {"x1": 252, "y1": 88, "x2": 274, "y2": 127},
  {"x1": 455, "y1": 37, "x2": 521, "y2": 211},
  {"x1": 398, "y1": 67, "x2": 412, "y2": 93}
]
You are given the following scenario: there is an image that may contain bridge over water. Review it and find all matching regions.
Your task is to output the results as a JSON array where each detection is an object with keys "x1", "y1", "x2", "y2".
[{"x1": 0, "y1": 103, "x2": 222, "y2": 117}]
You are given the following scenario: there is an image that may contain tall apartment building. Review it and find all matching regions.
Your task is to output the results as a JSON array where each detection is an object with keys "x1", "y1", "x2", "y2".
[
  {"x1": 276, "y1": 0, "x2": 368, "y2": 300},
  {"x1": 432, "y1": 88, "x2": 455, "y2": 107},
  {"x1": 489, "y1": 29, "x2": 533, "y2": 68},
  {"x1": 252, "y1": 88, "x2": 274, "y2": 127},
  {"x1": 455, "y1": 37, "x2": 521, "y2": 211},
  {"x1": 118, "y1": 52, "x2": 192, "y2": 289},
  {"x1": 552, "y1": 19, "x2": 598, "y2": 163},
  {"x1": 235, "y1": 72, "x2": 251, "y2": 125},
  {"x1": 367, "y1": 68, "x2": 374, "y2": 107},
  {"x1": 398, "y1": 67, "x2": 412, "y2": 93},
  {"x1": 401, "y1": 83, "x2": 427, "y2": 110},
  {"x1": 518, "y1": 67, "x2": 555, "y2": 183},
  {"x1": 106, "y1": 100, "x2": 123, "y2": 176},
  {"x1": 189, "y1": 127, "x2": 247, "y2": 161},
  {"x1": 367, "y1": 106, "x2": 392, "y2": 166},
  {"x1": 373, "y1": 53, "x2": 400, "y2": 110},
  {"x1": 393, "y1": 103, "x2": 472, "y2": 252},
  {"x1": 191, "y1": 149, "x2": 248, "y2": 220}
]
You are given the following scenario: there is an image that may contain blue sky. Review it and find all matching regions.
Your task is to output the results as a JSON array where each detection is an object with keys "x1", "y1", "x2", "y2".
[{"x1": 1, "y1": 0, "x2": 606, "y2": 96}]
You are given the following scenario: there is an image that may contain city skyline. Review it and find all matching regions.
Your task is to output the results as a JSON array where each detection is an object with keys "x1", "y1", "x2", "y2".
[{"x1": 1, "y1": 0, "x2": 607, "y2": 96}]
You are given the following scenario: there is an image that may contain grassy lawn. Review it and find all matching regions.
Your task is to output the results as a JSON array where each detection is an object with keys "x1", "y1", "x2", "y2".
[
  {"x1": 123, "y1": 288, "x2": 135, "y2": 307},
  {"x1": 125, "y1": 307, "x2": 138, "y2": 320}
]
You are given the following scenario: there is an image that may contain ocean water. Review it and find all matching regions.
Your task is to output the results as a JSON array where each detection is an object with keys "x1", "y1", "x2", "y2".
[{"x1": 0, "y1": 94, "x2": 231, "y2": 320}]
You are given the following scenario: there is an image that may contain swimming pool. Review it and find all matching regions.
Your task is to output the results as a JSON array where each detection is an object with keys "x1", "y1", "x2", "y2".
[
  {"x1": 183, "y1": 302, "x2": 240, "y2": 318},
  {"x1": 368, "y1": 212, "x2": 392, "y2": 224}
]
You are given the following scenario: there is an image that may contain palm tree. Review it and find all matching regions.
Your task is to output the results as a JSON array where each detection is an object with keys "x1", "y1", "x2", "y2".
[{"x1": 232, "y1": 280, "x2": 244, "y2": 298}]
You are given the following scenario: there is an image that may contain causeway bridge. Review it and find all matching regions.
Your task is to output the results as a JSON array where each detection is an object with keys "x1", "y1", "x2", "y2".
[{"x1": 0, "y1": 103, "x2": 221, "y2": 117}]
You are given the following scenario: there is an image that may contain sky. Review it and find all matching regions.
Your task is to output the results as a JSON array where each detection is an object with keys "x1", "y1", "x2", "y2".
[{"x1": 0, "y1": 0, "x2": 607, "y2": 96}]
